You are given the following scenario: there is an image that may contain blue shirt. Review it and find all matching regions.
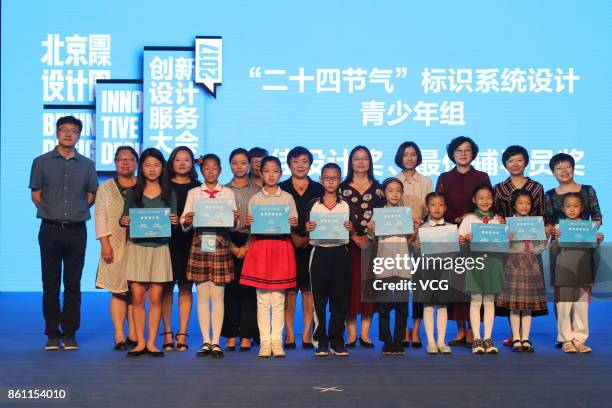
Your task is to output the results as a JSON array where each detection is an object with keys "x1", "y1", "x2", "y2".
[{"x1": 29, "y1": 147, "x2": 98, "y2": 222}]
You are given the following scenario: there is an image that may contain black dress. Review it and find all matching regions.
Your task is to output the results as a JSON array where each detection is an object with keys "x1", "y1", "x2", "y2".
[{"x1": 170, "y1": 180, "x2": 201, "y2": 282}]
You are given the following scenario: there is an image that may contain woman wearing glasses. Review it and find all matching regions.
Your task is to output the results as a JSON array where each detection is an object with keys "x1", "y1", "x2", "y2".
[{"x1": 95, "y1": 146, "x2": 139, "y2": 350}]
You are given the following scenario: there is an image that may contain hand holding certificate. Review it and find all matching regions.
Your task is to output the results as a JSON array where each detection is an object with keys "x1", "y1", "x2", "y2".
[
  {"x1": 418, "y1": 224, "x2": 460, "y2": 255},
  {"x1": 129, "y1": 208, "x2": 171, "y2": 238},
  {"x1": 194, "y1": 198, "x2": 235, "y2": 227},
  {"x1": 373, "y1": 207, "x2": 413, "y2": 236},
  {"x1": 471, "y1": 224, "x2": 509, "y2": 253},
  {"x1": 558, "y1": 220, "x2": 598, "y2": 247},
  {"x1": 251, "y1": 205, "x2": 291, "y2": 234},
  {"x1": 309, "y1": 212, "x2": 349, "y2": 240},
  {"x1": 507, "y1": 216, "x2": 546, "y2": 241}
]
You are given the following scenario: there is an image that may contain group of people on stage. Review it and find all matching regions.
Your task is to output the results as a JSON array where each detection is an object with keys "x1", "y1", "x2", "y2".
[{"x1": 30, "y1": 115, "x2": 603, "y2": 358}]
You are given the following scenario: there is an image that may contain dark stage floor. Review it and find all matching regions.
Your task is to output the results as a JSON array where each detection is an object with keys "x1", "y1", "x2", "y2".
[{"x1": 1, "y1": 292, "x2": 611, "y2": 408}]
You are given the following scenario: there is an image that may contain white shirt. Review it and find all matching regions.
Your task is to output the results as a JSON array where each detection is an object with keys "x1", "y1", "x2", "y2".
[
  {"x1": 309, "y1": 196, "x2": 350, "y2": 247},
  {"x1": 458, "y1": 213, "x2": 502, "y2": 237},
  {"x1": 396, "y1": 171, "x2": 433, "y2": 223}
]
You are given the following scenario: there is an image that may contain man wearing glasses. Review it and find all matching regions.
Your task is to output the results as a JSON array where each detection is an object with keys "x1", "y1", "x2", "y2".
[{"x1": 29, "y1": 116, "x2": 98, "y2": 351}]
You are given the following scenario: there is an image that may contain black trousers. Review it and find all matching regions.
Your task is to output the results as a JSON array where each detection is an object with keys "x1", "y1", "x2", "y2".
[
  {"x1": 38, "y1": 222, "x2": 87, "y2": 337},
  {"x1": 310, "y1": 246, "x2": 350, "y2": 348},
  {"x1": 378, "y1": 301, "x2": 408, "y2": 344},
  {"x1": 221, "y1": 232, "x2": 259, "y2": 340}
]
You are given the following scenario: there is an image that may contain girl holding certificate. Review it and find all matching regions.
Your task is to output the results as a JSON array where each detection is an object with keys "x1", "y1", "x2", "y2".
[
  {"x1": 119, "y1": 148, "x2": 178, "y2": 357},
  {"x1": 181, "y1": 154, "x2": 238, "y2": 359},
  {"x1": 458, "y1": 184, "x2": 506, "y2": 354},
  {"x1": 240, "y1": 156, "x2": 299, "y2": 357},
  {"x1": 496, "y1": 190, "x2": 548, "y2": 352},
  {"x1": 95, "y1": 146, "x2": 138, "y2": 351},
  {"x1": 551, "y1": 193, "x2": 604, "y2": 353},
  {"x1": 367, "y1": 177, "x2": 411, "y2": 355}
]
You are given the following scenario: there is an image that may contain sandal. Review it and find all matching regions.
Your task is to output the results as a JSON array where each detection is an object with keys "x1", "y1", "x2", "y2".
[
  {"x1": 196, "y1": 343, "x2": 212, "y2": 357},
  {"x1": 521, "y1": 339, "x2": 535, "y2": 353},
  {"x1": 210, "y1": 344, "x2": 224, "y2": 358},
  {"x1": 511, "y1": 340, "x2": 523, "y2": 352},
  {"x1": 160, "y1": 331, "x2": 174, "y2": 351},
  {"x1": 175, "y1": 332, "x2": 189, "y2": 351}
]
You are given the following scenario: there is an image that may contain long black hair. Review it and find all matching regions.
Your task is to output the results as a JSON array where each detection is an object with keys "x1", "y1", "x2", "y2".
[
  {"x1": 133, "y1": 148, "x2": 172, "y2": 207},
  {"x1": 345, "y1": 145, "x2": 376, "y2": 184},
  {"x1": 167, "y1": 146, "x2": 198, "y2": 181}
]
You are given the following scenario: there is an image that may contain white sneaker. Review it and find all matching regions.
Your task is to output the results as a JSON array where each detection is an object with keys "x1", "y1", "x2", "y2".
[
  {"x1": 258, "y1": 341, "x2": 272, "y2": 357},
  {"x1": 271, "y1": 341, "x2": 285, "y2": 357}
]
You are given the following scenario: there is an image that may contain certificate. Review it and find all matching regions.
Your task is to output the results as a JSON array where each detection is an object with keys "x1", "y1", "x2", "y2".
[
  {"x1": 251, "y1": 205, "x2": 291, "y2": 234},
  {"x1": 418, "y1": 224, "x2": 460, "y2": 255},
  {"x1": 507, "y1": 216, "x2": 546, "y2": 241},
  {"x1": 129, "y1": 208, "x2": 171, "y2": 238},
  {"x1": 471, "y1": 224, "x2": 509, "y2": 253},
  {"x1": 194, "y1": 198, "x2": 234, "y2": 227},
  {"x1": 373, "y1": 207, "x2": 413, "y2": 236},
  {"x1": 310, "y1": 212, "x2": 349, "y2": 240},
  {"x1": 558, "y1": 220, "x2": 597, "y2": 247}
]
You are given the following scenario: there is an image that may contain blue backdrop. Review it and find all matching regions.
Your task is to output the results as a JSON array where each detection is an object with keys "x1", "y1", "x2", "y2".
[{"x1": 1, "y1": 0, "x2": 610, "y2": 290}]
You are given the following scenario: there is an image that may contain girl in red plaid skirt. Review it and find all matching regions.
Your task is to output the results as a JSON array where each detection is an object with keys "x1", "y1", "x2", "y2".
[
  {"x1": 496, "y1": 189, "x2": 548, "y2": 352},
  {"x1": 181, "y1": 154, "x2": 239, "y2": 358}
]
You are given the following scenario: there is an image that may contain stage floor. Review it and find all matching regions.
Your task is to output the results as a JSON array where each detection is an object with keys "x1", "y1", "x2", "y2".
[{"x1": 1, "y1": 292, "x2": 611, "y2": 408}]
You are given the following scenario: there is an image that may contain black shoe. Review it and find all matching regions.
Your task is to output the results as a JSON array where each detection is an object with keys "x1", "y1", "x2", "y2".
[
  {"x1": 210, "y1": 344, "x2": 224, "y2": 358},
  {"x1": 521, "y1": 340, "x2": 535, "y2": 353},
  {"x1": 62, "y1": 336, "x2": 79, "y2": 350},
  {"x1": 359, "y1": 337, "x2": 375, "y2": 349},
  {"x1": 114, "y1": 341, "x2": 128, "y2": 351},
  {"x1": 410, "y1": 340, "x2": 422, "y2": 349},
  {"x1": 448, "y1": 337, "x2": 467, "y2": 347},
  {"x1": 147, "y1": 349, "x2": 165, "y2": 357},
  {"x1": 314, "y1": 345, "x2": 329, "y2": 356},
  {"x1": 126, "y1": 338, "x2": 138, "y2": 348},
  {"x1": 302, "y1": 342, "x2": 314, "y2": 350},
  {"x1": 511, "y1": 340, "x2": 524, "y2": 352},
  {"x1": 393, "y1": 342, "x2": 405, "y2": 355},
  {"x1": 175, "y1": 333, "x2": 189, "y2": 351},
  {"x1": 400, "y1": 341, "x2": 410, "y2": 348},
  {"x1": 224, "y1": 345, "x2": 236, "y2": 352},
  {"x1": 284, "y1": 342, "x2": 297, "y2": 349},
  {"x1": 196, "y1": 343, "x2": 212, "y2": 357},
  {"x1": 345, "y1": 340, "x2": 357, "y2": 348},
  {"x1": 330, "y1": 344, "x2": 349, "y2": 356},
  {"x1": 382, "y1": 343, "x2": 394, "y2": 355},
  {"x1": 160, "y1": 331, "x2": 174, "y2": 351},
  {"x1": 44, "y1": 336, "x2": 61, "y2": 351},
  {"x1": 127, "y1": 348, "x2": 147, "y2": 357}
]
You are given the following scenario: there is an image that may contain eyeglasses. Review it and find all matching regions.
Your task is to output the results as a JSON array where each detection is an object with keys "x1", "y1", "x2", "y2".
[
  {"x1": 58, "y1": 127, "x2": 80, "y2": 135},
  {"x1": 115, "y1": 158, "x2": 136, "y2": 164},
  {"x1": 321, "y1": 177, "x2": 340, "y2": 182}
]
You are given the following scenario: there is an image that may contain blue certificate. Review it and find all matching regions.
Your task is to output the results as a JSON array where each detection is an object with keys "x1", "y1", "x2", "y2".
[
  {"x1": 471, "y1": 224, "x2": 509, "y2": 253},
  {"x1": 129, "y1": 208, "x2": 171, "y2": 238},
  {"x1": 310, "y1": 212, "x2": 349, "y2": 240},
  {"x1": 194, "y1": 198, "x2": 234, "y2": 228},
  {"x1": 419, "y1": 225, "x2": 460, "y2": 255},
  {"x1": 373, "y1": 207, "x2": 413, "y2": 236},
  {"x1": 559, "y1": 220, "x2": 597, "y2": 247},
  {"x1": 507, "y1": 216, "x2": 546, "y2": 241},
  {"x1": 251, "y1": 205, "x2": 291, "y2": 234}
]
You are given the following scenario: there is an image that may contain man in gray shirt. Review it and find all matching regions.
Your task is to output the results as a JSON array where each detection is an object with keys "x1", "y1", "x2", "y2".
[{"x1": 29, "y1": 116, "x2": 98, "y2": 350}]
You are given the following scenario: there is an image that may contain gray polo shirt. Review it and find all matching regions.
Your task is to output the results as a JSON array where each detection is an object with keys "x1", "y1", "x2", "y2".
[{"x1": 29, "y1": 147, "x2": 98, "y2": 222}]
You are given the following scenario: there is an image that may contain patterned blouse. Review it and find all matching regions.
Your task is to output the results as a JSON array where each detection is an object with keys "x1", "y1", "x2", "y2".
[
  {"x1": 494, "y1": 177, "x2": 544, "y2": 217},
  {"x1": 544, "y1": 184, "x2": 602, "y2": 225},
  {"x1": 339, "y1": 180, "x2": 384, "y2": 235}
]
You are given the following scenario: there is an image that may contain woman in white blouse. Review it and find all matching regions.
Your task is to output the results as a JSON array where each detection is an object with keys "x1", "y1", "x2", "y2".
[
  {"x1": 394, "y1": 141, "x2": 433, "y2": 348},
  {"x1": 94, "y1": 146, "x2": 138, "y2": 350}
]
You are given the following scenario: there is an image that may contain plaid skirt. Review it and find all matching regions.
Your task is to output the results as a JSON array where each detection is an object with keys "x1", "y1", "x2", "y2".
[
  {"x1": 496, "y1": 253, "x2": 547, "y2": 312},
  {"x1": 186, "y1": 232, "x2": 234, "y2": 284}
]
